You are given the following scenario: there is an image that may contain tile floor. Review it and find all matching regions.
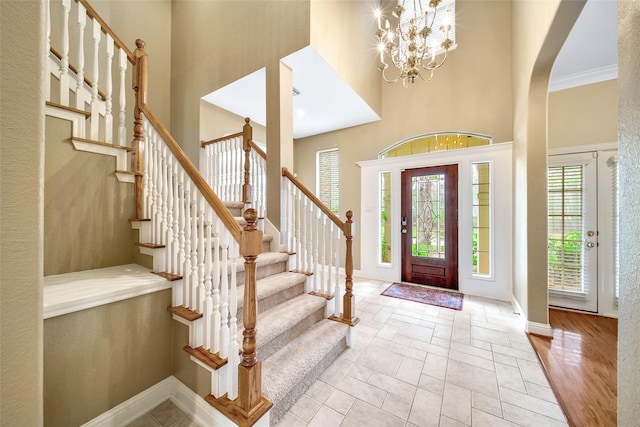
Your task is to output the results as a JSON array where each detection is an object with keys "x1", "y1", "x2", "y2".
[
  {"x1": 276, "y1": 277, "x2": 568, "y2": 427},
  {"x1": 130, "y1": 277, "x2": 567, "y2": 427}
]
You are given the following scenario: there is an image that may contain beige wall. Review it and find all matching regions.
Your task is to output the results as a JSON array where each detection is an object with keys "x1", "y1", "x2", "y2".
[
  {"x1": 294, "y1": 0, "x2": 513, "y2": 270},
  {"x1": 200, "y1": 100, "x2": 267, "y2": 145},
  {"x1": 44, "y1": 116, "x2": 135, "y2": 275},
  {"x1": 549, "y1": 79, "x2": 618, "y2": 149},
  {"x1": 172, "y1": 321, "x2": 212, "y2": 397},
  {"x1": 0, "y1": 0, "x2": 45, "y2": 424},
  {"x1": 617, "y1": 1, "x2": 640, "y2": 423},
  {"x1": 170, "y1": 0, "x2": 311, "y2": 164},
  {"x1": 44, "y1": 290, "x2": 173, "y2": 426},
  {"x1": 510, "y1": 0, "x2": 584, "y2": 325},
  {"x1": 310, "y1": 0, "x2": 381, "y2": 116}
]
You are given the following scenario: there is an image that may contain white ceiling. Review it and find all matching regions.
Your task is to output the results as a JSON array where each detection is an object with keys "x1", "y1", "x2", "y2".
[
  {"x1": 201, "y1": 46, "x2": 380, "y2": 140},
  {"x1": 202, "y1": 0, "x2": 617, "y2": 138},
  {"x1": 550, "y1": 0, "x2": 618, "y2": 91}
]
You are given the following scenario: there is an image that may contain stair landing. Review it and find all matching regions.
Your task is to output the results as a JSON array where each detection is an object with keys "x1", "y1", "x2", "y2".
[{"x1": 43, "y1": 263, "x2": 171, "y2": 319}]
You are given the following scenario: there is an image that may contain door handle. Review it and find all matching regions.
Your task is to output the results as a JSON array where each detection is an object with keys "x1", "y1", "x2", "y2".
[
  {"x1": 586, "y1": 242, "x2": 596, "y2": 248},
  {"x1": 402, "y1": 228, "x2": 407, "y2": 234}
]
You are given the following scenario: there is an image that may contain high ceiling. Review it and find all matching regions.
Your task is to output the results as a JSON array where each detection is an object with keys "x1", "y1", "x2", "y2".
[{"x1": 202, "y1": 0, "x2": 617, "y2": 139}]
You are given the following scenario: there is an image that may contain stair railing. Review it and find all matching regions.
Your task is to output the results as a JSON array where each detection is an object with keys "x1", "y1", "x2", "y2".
[
  {"x1": 201, "y1": 123, "x2": 267, "y2": 227},
  {"x1": 134, "y1": 43, "x2": 271, "y2": 421},
  {"x1": 46, "y1": 0, "x2": 134, "y2": 145},
  {"x1": 282, "y1": 168, "x2": 359, "y2": 326},
  {"x1": 48, "y1": 0, "x2": 271, "y2": 421}
]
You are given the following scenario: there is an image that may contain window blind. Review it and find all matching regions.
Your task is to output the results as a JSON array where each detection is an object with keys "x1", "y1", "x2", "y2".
[
  {"x1": 317, "y1": 149, "x2": 339, "y2": 214},
  {"x1": 548, "y1": 165, "x2": 587, "y2": 294}
]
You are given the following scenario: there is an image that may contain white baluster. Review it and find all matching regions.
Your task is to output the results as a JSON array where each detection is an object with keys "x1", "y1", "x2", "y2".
[
  {"x1": 178, "y1": 170, "x2": 186, "y2": 277},
  {"x1": 228, "y1": 238, "x2": 239, "y2": 400},
  {"x1": 197, "y1": 196, "x2": 206, "y2": 315},
  {"x1": 183, "y1": 180, "x2": 192, "y2": 308},
  {"x1": 59, "y1": 0, "x2": 71, "y2": 105},
  {"x1": 104, "y1": 34, "x2": 114, "y2": 144},
  {"x1": 321, "y1": 214, "x2": 327, "y2": 295},
  {"x1": 295, "y1": 188, "x2": 302, "y2": 271},
  {"x1": 75, "y1": 3, "x2": 86, "y2": 110},
  {"x1": 287, "y1": 180, "x2": 293, "y2": 253},
  {"x1": 313, "y1": 207, "x2": 320, "y2": 293},
  {"x1": 306, "y1": 198, "x2": 313, "y2": 275},
  {"x1": 334, "y1": 231, "x2": 341, "y2": 317},
  {"x1": 172, "y1": 162, "x2": 181, "y2": 274},
  {"x1": 203, "y1": 210, "x2": 213, "y2": 350},
  {"x1": 118, "y1": 49, "x2": 127, "y2": 146},
  {"x1": 90, "y1": 17, "x2": 101, "y2": 140},
  {"x1": 328, "y1": 221, "x2": 334, "y2": 297},
  {"x1": 165, "y1": 155, "x2": 174, "y2": 274},
  {"x1": 219, "y1": 228, "x2": 230, "y2": 361},
  {"x1": 143, "y1": 124, "x2": 151, "y2": 218},
  {"x1": 190, "y1": 189, "x2": 200, "y2": 311},
  {"x1": 211, "y1": 218, "x2": 222, "y2": 354}
]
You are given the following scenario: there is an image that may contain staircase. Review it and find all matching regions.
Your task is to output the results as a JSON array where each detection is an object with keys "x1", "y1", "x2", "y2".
[{"x1": 45, "y1": 0, "x2": 358, "y2": 425}]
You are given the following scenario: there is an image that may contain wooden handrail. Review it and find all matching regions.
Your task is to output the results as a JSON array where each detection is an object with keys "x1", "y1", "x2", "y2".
[
  {"x1": 201, "y1": 131, "x2": 244, "y2": 148},
  {"x1": 50, "y1": 47, "x2": 107, "y2": 101},
  {"x1": 77, "y1": 0, "x2": 135, "y2": 63},
  {"x1": 140, "y1": 106, "x2": 243, "y2": 242},
  {"x1": 249, "y1": 141, "x2": 267, "y2": 160},
  {"x1": 134, "y1": 42, "x2": 242, "y2": 242},
  {"x1": 282, "y1": 167, "x2": 346, "y2": 232}
]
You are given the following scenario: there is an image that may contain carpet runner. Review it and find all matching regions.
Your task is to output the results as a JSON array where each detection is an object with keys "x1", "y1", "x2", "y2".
[{"x1": 381, "y1": 282, "x2": 464, "y2": 310}]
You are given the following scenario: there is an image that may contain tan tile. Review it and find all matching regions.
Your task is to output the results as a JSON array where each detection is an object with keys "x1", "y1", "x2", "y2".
[
  {"x1": 367, "y1": 371, "x2": 417, "y2": 401},
  {"x1": 411, "y1": 339, "x2": 450, "y2": 357},
  {"x1": 439, "y1": 415, "x2": 470, "y2": 427},
  {"x1": 431, "y1": 336, "x2": 452, "y2": 349},
  {"x1": 470, "y1": 339, "x2": 492, "y2": 351},
  {"x1": 336, "y1": 374, "x2": 387, "y2": 408},
  {"x1": 305, "y1": 380, "x2": 334, "y2": 403},
  {"x1": 471, "y1": 326, "x2": 512, "y2": 346},
  {"x1": 451, "y1": 341, "x2": 494, "y2": 360},
  {"x1": 418, "y1": 373, "x2": 445, "y2": 395},
  {"x1": 493, "y1": 352, "x2": 519, "y2": 368},
  {"x1": 307, "y1": 406, "x2": 344, "y2": 427},
  {"x1": 445, "y1": 359, "x2": 499, "y2": 399},
  {"x1": 451, "y1": 327, "x2": 471, "y2": 345},
  {"x1": 472, "y1": 391, "x2": 502, "y2": 418},
  {"x1": 471, "y1": 408, "x2": 519, "y2": 427},
  {"x1": 449, "y1": 349, "x2": 495, "y2": 371},
  {"x1": 275, "y1": 411, "x2": 307, "y2": 427},
  {"x1": 524, "y1": 381, "x2": 558, "y2": 403},
  {"x1": 442, "y1": 382, "x2": 472, "y2": 425},
  {"x1": 347, "y1": 363, "x2": 374, "y2": 382},
  {"x1": 517, "y1": 358, "x2": 550, "y2": 386},
  {"x1": 499, "y1": 387, "x2": 566, "y2": 422},
  {"x1": 387, "y1": 343, "x2": 427, "y2": 361},
  {"x1": 381, "y1": 393, "x2": 412, "y2": 420},
  {"x1": 422, "y1": 352, "x2": 448, "y2": 380},
  {"x1": 341, "y1": 399, "x2": 405, "y2": 427},
  {"x1": 355, "y1": 344, "x2": 404, "y2": 377},
  {"x1": 391, "y1": 334, "x2": 413, "y2": 346},
  {"x1": 495, "y1": 362, "x2": 526, "y2": 393},
  {"x1": 491, "y1": 343, "x2": 539, "y2": 362},
  {"x1": 408, "y1": 387, "x2": 442, "y2": 426},
  {"x1": 501, "y1": 402, "x2": 568, "y2": 427},
  {"x1": 395, "y1": 356, "x2": 423, "y2": 386},
  {"x1": 324, "y1": 388, "x2": 356, "y2": 414},
  {"x1": 319, "y1": 353, "x2": 352, "y2": 386},
  {"x1": 289, "y1": 394, "x2": 322, "y2": 422},
  {"x1": 377, "y1": 324, "x2": 398, "y2": 340}
]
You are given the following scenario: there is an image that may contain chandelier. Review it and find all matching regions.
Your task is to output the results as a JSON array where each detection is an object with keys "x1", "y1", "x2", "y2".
[{"x1": 375, "y1": 0, "x2": 454, "y2": 86}]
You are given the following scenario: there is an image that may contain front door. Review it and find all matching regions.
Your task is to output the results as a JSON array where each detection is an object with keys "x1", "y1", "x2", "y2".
[{"x1": 401, "y1": 165, "x2": 458, "y2": 289}]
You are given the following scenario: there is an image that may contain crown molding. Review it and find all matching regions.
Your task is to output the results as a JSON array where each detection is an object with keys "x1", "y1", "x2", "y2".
[{"x1": 549, "y1": 64, "x2": 618, "y2": 92}]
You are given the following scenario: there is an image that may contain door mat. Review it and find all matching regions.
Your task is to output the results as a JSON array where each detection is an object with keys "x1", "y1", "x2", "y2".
[{"x1": 381, "y1": 282, "x2": 464, "y2": 310}]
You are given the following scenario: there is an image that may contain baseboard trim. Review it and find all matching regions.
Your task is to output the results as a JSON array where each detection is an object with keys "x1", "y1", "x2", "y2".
[
  {"x1": 81, "y1": 376, "x2": 267, "y2": 427},
  {"x1": 527, "y1": 321, "x2": 553, "y2": 337},
  {"x1": 80, "y1": 377, "x2": 174, "y2": 427}
]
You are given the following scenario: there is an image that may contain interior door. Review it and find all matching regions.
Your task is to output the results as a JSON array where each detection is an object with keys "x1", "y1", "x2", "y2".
[
  {"x1": 401, "y1": 165, "x2": 458, "y2": 289},
  {"x1": 547, "y1": 153, "x2": 598, "y2": 312}
]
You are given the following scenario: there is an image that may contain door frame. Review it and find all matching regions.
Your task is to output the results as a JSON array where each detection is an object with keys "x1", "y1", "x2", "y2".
[{"x1": 401, "y1": 164, "x2": 459, "y2": 290}]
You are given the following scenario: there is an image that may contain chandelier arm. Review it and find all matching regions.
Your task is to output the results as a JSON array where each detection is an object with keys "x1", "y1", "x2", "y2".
[
  {"x1": 423, "y1": 50, "x2": 448, "y2": 71},
  {"x1": 381, "y1": 66, "x2": 403, "y2": 84}
]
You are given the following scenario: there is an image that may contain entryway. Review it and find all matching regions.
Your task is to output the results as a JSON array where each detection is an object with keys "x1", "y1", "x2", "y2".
[
  {"x1": 547, "y1": 150, "x2": 618, "y2": 315},
  {"x1": 401, "y1": 164, "x2": 459, "y2": 290}
]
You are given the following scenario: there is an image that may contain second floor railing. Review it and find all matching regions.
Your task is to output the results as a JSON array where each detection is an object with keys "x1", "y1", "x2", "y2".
[{"x1": 201, "y1": 123, "x2": 267, "y2": 226}]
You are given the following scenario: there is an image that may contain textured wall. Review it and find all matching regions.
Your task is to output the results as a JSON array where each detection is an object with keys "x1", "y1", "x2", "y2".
[
  {"x1": 0, "y1": 0, "x2": 45, "y2": 424},
  {"x1": 171, "y1": 321, "x2": 211, "y2": 397},
  {"x1": 44, "y1": 116, "x2": 135, "y2": 275},
  {"x1": 44, "y1": 290, "x2": 173, "y2": 426},
  {"x1": 510, "y1": 0, "x2": 584, "y2": 325},
  {"x1": 549, "y1": 79, "x2": 618, "y2": 149},
  {"x1": 617, "y1": 1, "x2": 640, "y2": 423}
]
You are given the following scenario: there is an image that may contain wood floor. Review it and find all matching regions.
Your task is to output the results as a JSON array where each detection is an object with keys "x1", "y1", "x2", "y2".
[{"x1": 528, "y1": 308, "x2": 618, "y2": 427}]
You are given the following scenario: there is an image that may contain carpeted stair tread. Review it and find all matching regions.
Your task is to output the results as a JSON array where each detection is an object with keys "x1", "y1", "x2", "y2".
[
  {"x1": 262, "y1": 320, "x2": 349, "y2": 406},
  {"x1": 223, "y1": 201, "x2": 244, "y2": 210},
  {"x1": 253, "y1": 294, "x2": 326, "y2": 348},
  {"x1": 236, "y1": 271, "x2": 306, "y2": 310},
  {"x1": 231, "y1": 251, "x2": 289, "y2": 274}
]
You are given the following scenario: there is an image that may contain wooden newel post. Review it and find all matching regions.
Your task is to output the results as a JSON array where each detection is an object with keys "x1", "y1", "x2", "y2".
[
  {"x1": 341, "y1": 210, "x2": 359, "y2": 326},
  {"x1": 132, "y1": 39, "x2": 148, "y2": 219},
  {"x1": 242, "y1": 118, "x2": 253, "y2": 207},
  {"x1": 237, "y1": 208, "x2": 269, "y2": 418}
]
